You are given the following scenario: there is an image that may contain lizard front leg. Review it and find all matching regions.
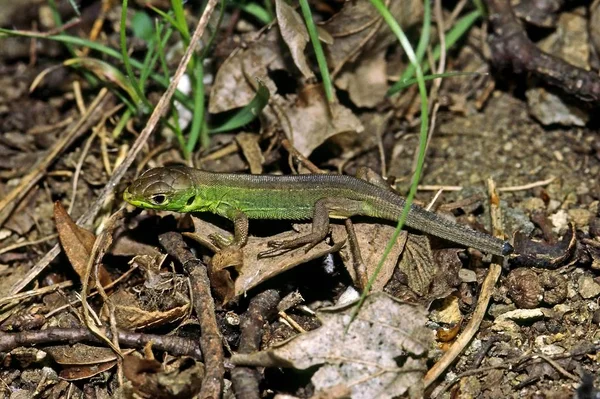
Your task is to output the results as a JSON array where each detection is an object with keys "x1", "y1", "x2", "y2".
[
  {"x1": 209, "y1": 205, "x2": 249, "y2": 250},
  {"x1": 259, "y1": 197, "x2": 365, "y2": 258}
]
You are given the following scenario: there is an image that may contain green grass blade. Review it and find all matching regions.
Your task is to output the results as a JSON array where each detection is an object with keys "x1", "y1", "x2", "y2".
[
  {"x1": 350, "y1": 0, "x2": 429, "y2": 326},
  {"x1": 120, "y1": 0, "x2": 151, "y2": 112},
  {"x1": 150, "y1": 5, "x2": 190, "y2": 42},
  {"x1": 414, "y1": 0, "x2": 431, "y2": 66},
  {"x1": 391, "y1": 71, "x2": 483, "y2": 91},
  {"x1": 209, "y1": 81, "x2": 270, "y2": 133},
  {"x1": 186, "y1": 61, "x2": 206, "y2": 154},
  {"x1": 239, "y1": 3, "x2": 273, "y2": 24},
  {"x1": 171, "y1": 0, "x2": 190, "y2": 42},
  {"x1": 298, "y1": 0, "x2": 334, "y2": 103},
  {"x1": 387, "y1": 9, "x2": 481, "y2": 96}
]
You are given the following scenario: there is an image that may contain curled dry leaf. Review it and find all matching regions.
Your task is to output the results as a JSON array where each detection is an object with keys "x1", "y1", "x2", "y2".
[
  {"x1": 102, "y1": 288, "x2": 190, "y2": 331},
  {"x1": 54, "y1": 201, "x2": 112, "y2": 288},
  {"x1": 284, "y1": 84, "x2": 363, "y2": 156},
  {"x1": 232, "y1": 292, "x2": 432, "y2": 399},
  {"x1": 185, "y1": 217, "x2": 343, "y2": 303},
  {"x1": 45, "y1": 343, "x2": 134, "y2": 381},
  {"x1": 321, "y1": 0, "x2": 422, "y2": 107},
  {"x1": 209, "y1": 29, "x2": 283, "y2": 114},
  {"x1": 276, "y1": 0, "x2": 314, "y2": 80}
]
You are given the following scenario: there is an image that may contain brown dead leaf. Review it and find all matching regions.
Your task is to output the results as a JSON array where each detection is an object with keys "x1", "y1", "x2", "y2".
[
  {"x1": 235, "y1": 133, "x2": 264, "y2": 174},
  {"x1": 332, "y1": 222, "x2": 407, "y2": 291},
  {"x1": 185, "y1": 217, "x2": 344, "y2": 303},
  {"x1": 54, "y1": 201, "x2": 112, "y2": 287},
  {"x1": 398, "y1": 235, "x2": 436, "y2": 296},
  {"x1": 322, "y1": 0, "x2": 422, "y2": 72},
  {"x1": 103, "y1": 289, "x2": 190, "y2": 331},
  {"x1": 285, "y1": 84, "x2": 363, "y2": 156},
  {"x1": 335, "y1": 50, "x2": 388, "y2": 108},
  {"x1": 276, "y1": 0, "x2": 314, "y2": 80},
  {"x1": 59, "y1": 361, "x2": 118, "y2": 381},
  {"x1": 45, "y1": 343, "x2": 134, "y2": 381},
  {"x1": 46, "y1": 343, "x2": 122, "y2": 365},
  {"x1": 209, "y1": 29, "x2": 284, "y2": 114},
  {"x1": 232, "y1": 292, "x2": 432, "y2": 398}
]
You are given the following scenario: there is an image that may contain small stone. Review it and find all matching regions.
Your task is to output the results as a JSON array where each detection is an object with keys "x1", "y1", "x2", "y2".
[
  {"x1": 506, "y1": 268, "x2": 543, "y2": 309},
  {"x1": 550, "y1": 210, "x2": 569, "y2": 233},
  {"x1": 496, "y1": 308, "x2": 545, "y2": 322},
  {"x1": 568, "y1": 208, "x2": 592, "y2": 228},
  {"x1": 459, "y1": 269, "x2": 477, "y2": 283},
  {"x1": 539, "y1": 344, "x2": 566, "y2": 356},
  {"x1": 578, "y1": 275, "x2": 600, "y2": 299},
  {"x1": 520, "y1": 197, "x2": 546, "y2": 212},
  {"x1": 548, "y1": 199, "x2": 562, "y2": 213}
]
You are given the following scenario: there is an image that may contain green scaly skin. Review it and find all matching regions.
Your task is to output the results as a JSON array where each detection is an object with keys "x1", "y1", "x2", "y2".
[{"x1": 123, "y1": 165, "x2": 513, "y2": 257}]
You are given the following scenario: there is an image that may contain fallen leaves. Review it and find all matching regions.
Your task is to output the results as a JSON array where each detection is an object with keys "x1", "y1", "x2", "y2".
[
  {"x1": 54, "y1": 201, "x2": 112, "y2": 288},
  {"x1": 232, "y1": 292, "x2": 433, "y2": 398}
]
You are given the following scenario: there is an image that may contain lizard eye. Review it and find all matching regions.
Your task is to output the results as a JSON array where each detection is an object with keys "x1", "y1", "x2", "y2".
[{"x1": 150, "y1": 194, "x2": 167, "y2": 205}]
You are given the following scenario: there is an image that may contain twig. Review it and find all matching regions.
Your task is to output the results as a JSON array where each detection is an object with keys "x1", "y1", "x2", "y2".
[
  {"x1": 536, "y1": 354, "x2": 579, "y2": 382},
  {"x1": 0, "y1": 234, "x2": 58, "y2": 256},
  {"x1": 0, "y1": 280, "x2": 72, "y2": 307},
  {"x1": 8, "y1": 0, "x2": 219, "y2": 296},
  {"x1": 486, "y1": 0, "x2": 600, "y2": 102},
  {"x1": 497, "y1": 176, "x2": 555, "y2": 192},
  {"x1": 424, "y1": 178, "x2": 505, "y2": 389},
  {"x1": 158, "y1": 232, "x2": 224, "y2": 399},
  {"x1": 0, "y1": 328, "x2": 202, "y2": 359},
  {"x1": 231, "y1": 290, "x2": 280, "y2": 399}
]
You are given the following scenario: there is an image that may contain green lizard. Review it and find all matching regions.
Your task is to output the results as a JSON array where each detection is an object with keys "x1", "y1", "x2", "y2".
[{"x1": 123, "y1": 165, "x2": 513, "y2": 257}]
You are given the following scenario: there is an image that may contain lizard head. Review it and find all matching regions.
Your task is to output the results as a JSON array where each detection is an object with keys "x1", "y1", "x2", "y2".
[{"x1": 124, "y1": 166, "x2": 198, "y2": 212}]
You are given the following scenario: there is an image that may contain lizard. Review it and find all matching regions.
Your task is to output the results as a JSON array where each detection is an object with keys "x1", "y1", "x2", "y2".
[{"x1": 123, "y1": 165, "x2": 513, "y2": 257}]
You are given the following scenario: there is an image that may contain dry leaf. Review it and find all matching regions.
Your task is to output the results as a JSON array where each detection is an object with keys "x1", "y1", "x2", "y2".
[
  {"x1": 103, "y1": 288, "x2": 190, "y2": 330},
  {"x1": 54, "y1": 201, "x2": 112, "y2": 287},
  {"x1": 285, "y1": 84, "x2": 363, "y2": 156},
  {"x1": 235, "y1": 133, "x2": 264, "y2": 174},
  {"x1": 332, "y1": 223, "x2": 407, "y2": 291},
  {"x1": 322, "y1": 0, "x2": 422, "y2": 72},
  {"x1": 45, "y1": 343, "x2": 133, "y2": 381},
  {"x1": 233, "y1": 292, "x2": 432, "y2": 398},
  {"x1": 398, "y1": 235, "x2": 436, "y2": 296},
  {"x1": 185, "y1": 217, "x2": 343, "y2": 303},
  {"x1": 335, "y1": 50, "x2": 388, "y2": 108},
  {"x1": 209, "y1": 29, "x2": 284, "y2": 114},
  {"x1": 276, "y1": 0, "x2": 314, "y2": 79}
]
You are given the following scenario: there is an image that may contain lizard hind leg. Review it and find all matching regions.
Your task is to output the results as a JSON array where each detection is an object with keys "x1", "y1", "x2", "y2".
[{"x1": 258, "y1": 198, "x2": 364, "y2": 258}]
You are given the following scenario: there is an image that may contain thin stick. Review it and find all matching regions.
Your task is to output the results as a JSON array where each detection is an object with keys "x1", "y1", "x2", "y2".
[
  {"x1": 424, "y1": 178, "x2": 504, "y2": 389},
  {"x1": 497, "y1": 176, "x2": 555, "y2": 192},
  {"x1": 0, "y1": 234, "x2": 58, "y2": 256}
]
